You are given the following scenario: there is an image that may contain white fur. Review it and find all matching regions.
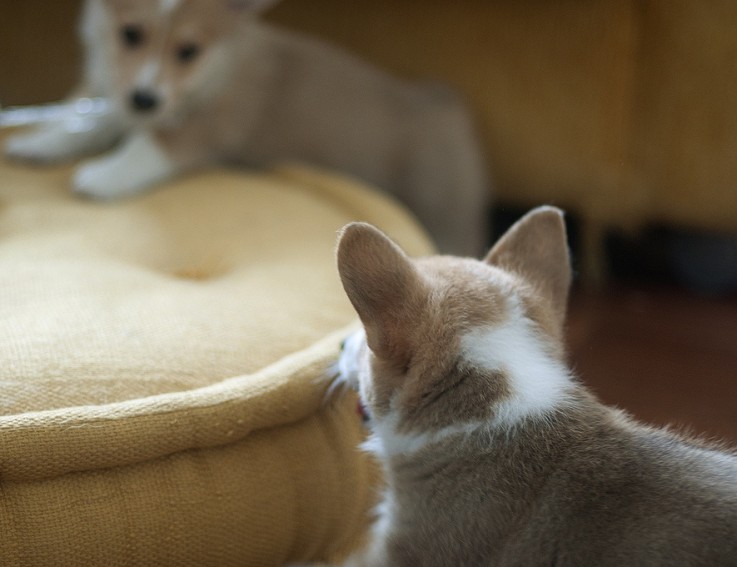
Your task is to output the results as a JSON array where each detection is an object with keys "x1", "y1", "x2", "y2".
[
  {"x1": 4, "y1": 112, "x2": 123, "y2": 164},
  {"x1": 74, "y1": 131, "x2": 175, "y2": 198},
  {"x1": 355, "y1": 297, "x2": 574, "y2": 459},
  {"x1": 337, "y1": 329, "x2": 365, "y2": 388},
  {"x1": 363, "y1": 412, "x2": 481, "y2": 458},
  {"x1": 136, "y1": 61, "x2": 161, "y2": 87},
  {"x1": 460, "y1": 299, "x2": 573, "y2": 429}
]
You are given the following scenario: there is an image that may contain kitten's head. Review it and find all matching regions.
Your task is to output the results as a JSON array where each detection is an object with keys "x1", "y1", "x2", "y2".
[
  {"x1": 336, "y1": 207, "x2": 573, "y2": 453},
  {"x1": 90, "y1": 0, "x2": 278, "y2": 125}
]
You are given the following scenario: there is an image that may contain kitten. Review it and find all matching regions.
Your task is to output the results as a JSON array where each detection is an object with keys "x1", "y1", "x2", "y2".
[
  {"x1": 4, "y1": 0, "x2": 489, "y2": 255},
  {"x1": 316, "y1": 206, "x2": 737, "y2": 566}
]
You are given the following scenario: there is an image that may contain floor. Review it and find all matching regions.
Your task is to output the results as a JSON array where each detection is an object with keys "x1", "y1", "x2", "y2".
[{"x1": 566, "y1": 284, "x2": 737, "y2": 444}]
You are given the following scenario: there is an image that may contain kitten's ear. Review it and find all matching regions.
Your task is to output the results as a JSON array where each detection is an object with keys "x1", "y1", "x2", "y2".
[
  {"x1": 226, "y1": 0, "x2": 279, "y2": 13},
  {"x1": 337, "y1": 223, "x2": 426, "y2": 362},
  {"x1": 484, "y1": 206, "x2": 571, "y2": 331}
]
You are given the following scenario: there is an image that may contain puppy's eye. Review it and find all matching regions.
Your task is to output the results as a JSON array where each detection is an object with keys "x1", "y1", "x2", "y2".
[
  {"x1": 121, "y1": 25, "x2": 144, "y2": 48},
  {"x1": 177, "y1": 43, "x2": 201, "y2": 63}
]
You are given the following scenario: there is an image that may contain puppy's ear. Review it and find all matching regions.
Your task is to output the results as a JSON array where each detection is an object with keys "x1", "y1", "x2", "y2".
[
  {"x1": 226, "y1": 0, "x2": 279, "y2": 13},
  {"x1": 337, "y1": 223, "x2": 426, "y2": 362},
  {"x1": 484, "y1": 206, "x2": 571, "y2": 332}
]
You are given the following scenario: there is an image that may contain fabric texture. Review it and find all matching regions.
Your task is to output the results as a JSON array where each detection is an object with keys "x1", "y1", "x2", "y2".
[{"x1": 0, "y1": 148, "x2": 434, "y2": 566}]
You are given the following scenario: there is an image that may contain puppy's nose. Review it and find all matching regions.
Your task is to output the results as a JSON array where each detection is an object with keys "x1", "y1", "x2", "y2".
[{"x1": 130, "y1": 89, "x2": 159, "y2": 112}]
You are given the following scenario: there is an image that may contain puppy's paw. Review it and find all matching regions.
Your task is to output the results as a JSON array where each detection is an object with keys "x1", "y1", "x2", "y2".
[
  {"x1": 5, "y1": 128, "x2": 72, "y2": 164},
  {"x1": 73, "y1": 157, "x2": 148, "y2": 200},
  {"x1": 73, "y1": 132, "x2": 175, "y2": 200},
  {"x1": 73, "y1": 160, "x2": 117, "y2": 200}
]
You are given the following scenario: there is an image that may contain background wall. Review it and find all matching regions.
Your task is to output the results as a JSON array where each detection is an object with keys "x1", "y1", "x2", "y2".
[{"x1": 0, "y1": 0, "x2": 81, "y2": 105}]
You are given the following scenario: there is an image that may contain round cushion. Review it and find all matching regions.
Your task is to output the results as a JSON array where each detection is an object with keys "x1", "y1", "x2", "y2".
[{"x1": 0, "y1": 151, "x2": 433, "y2": 566}]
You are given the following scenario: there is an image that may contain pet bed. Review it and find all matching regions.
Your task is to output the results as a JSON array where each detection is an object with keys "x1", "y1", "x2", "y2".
[{"x1": 0, "y1": 141, "x2": 434, "y2": 566}]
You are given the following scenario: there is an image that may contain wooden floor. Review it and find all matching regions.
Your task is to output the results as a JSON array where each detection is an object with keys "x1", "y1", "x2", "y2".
[{"x1": 566, "y1": 285, "x2": 737, "y2": 444}]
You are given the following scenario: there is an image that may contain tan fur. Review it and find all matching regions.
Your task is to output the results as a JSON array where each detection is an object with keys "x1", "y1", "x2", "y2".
[
  {"x1": 309, "y1": 206, "x2": 737, "y2": 566},
  {"x1": 338, "y1": 224, "x2": 513, "y2": 434},
  {"x1": 4, "y1": 0, "x2": 489, "y2": 255}
]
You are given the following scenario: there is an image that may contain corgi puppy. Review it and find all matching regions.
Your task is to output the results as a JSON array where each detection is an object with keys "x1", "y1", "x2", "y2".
[
  {"x1": 319, "y1": 206, "x2": 737, "y2": 566},
  {"x1": 4, "y1": 0, "x2": 489, "y2": 255}
]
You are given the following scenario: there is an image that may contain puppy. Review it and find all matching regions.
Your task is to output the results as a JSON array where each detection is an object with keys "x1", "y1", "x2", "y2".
[
  {"x1": 317, "y1": 206, "x2": 737, "y2": 566},
  {"x1": 5, "y1": 0, "x2": 489, "y2": 255}
]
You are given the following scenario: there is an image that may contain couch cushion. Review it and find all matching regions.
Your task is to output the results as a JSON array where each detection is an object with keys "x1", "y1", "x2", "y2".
[{"x1": 0, "y1": 150, "x2": 433, "y2": 566}]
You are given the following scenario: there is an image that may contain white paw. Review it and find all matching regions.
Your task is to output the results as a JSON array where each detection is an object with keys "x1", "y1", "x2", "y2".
[
  {"x1": 5, "y1": 115, "x2": 123, "y2": 164},
  {"x1": 73, "y1": 158, "x2": 134, "y2": 200},
  {"x1": 73, "y1": 132, "x2": 176, "y2": 200},
  {"x1": 5, "y1": 128, "x2": 71, "y2": 164}
]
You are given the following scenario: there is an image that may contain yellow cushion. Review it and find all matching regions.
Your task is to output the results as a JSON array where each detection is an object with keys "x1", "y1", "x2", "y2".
[{"x1": 0, "y1": 150, "x2": 434, "y2": 566}]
